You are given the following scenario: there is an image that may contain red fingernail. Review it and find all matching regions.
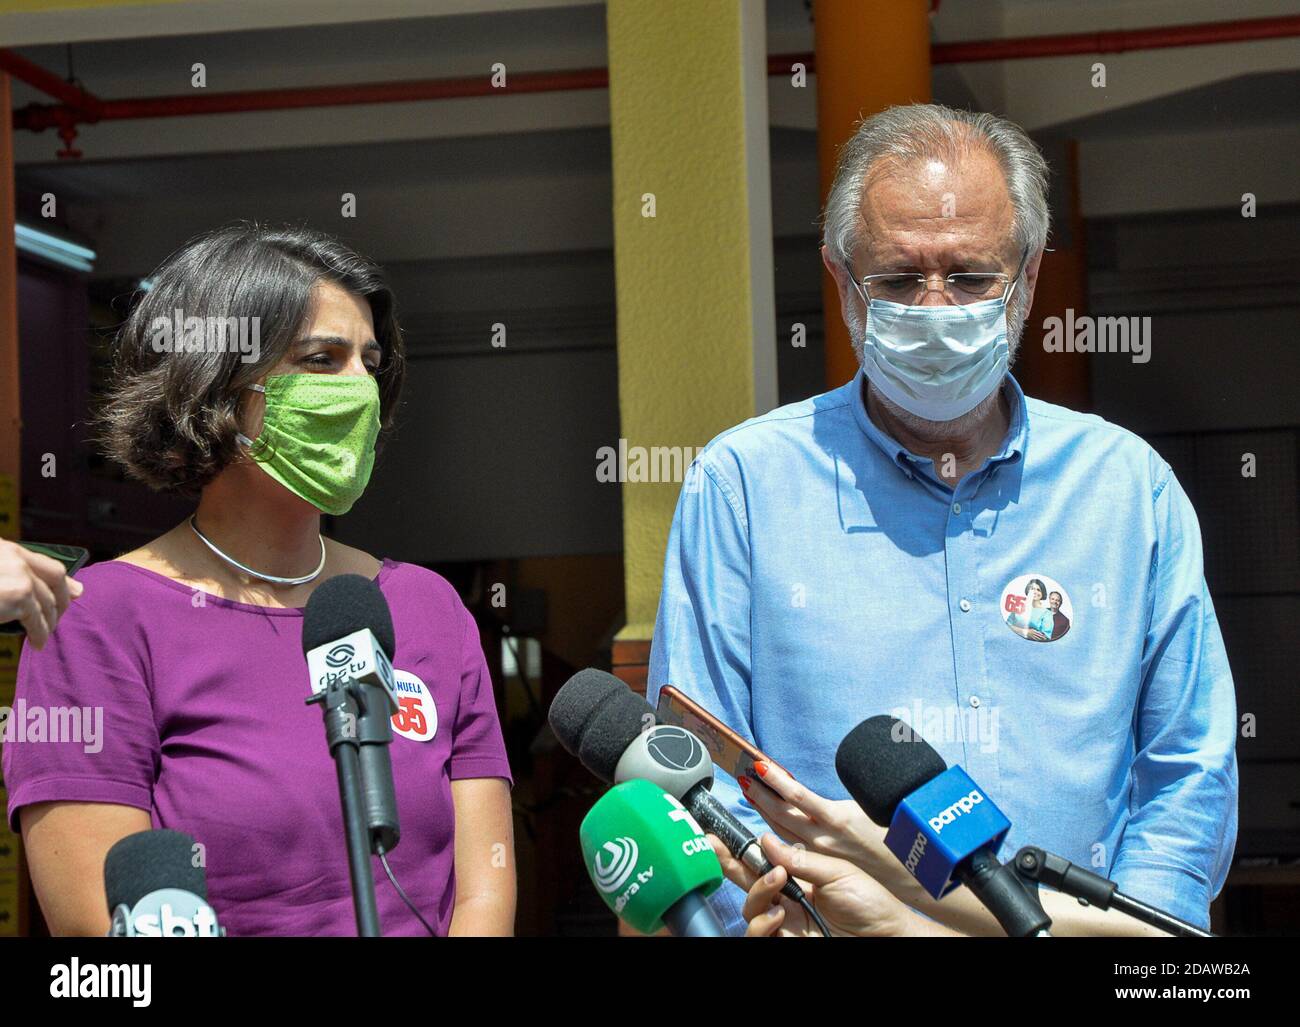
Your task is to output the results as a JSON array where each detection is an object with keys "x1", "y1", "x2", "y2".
[
  {"x1": 738, "y1": 776, "x2": 752, "y2": 792},
  {"x1": 753, "y1": 761, "x2": 769, "y2": 779}
]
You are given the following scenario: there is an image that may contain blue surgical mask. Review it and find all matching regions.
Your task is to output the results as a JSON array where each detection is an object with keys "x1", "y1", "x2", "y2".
[{"x1": 857, "y1": 294, "x2": 1011, "y2": 422}]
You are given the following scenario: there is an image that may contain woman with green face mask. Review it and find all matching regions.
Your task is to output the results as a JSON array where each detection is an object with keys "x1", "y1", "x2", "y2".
[{"x1": 4, "y1": 224, "x2": 516, "y2": 937}]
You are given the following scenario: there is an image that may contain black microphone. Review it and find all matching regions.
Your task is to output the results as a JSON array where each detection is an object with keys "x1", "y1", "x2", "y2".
[
  {"x1": 835, "y1": 715, "x2": 1052, "y2": 938},
  {"x1": 549, "y1": 669, "x2": 816, "y2": 916},
  {"x1": 303, "y1": 574, "x2": 401, "y2": 854},
  {"x1": 106, "y1": 829, "x2": 223, "y2": 937}
]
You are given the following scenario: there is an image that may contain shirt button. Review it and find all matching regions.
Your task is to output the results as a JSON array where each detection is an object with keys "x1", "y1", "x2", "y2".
[
  {"x1": 959, "y1": 598, "x2": 972, "y2": 612},
  {"x1": 952, "y1": 502, "x2": 962, "y2": 514},
  {"x1": 969, "y1": 695, "x2": 981, "y2": 708}
]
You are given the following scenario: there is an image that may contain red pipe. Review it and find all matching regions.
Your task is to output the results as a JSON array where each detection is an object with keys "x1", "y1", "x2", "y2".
[
  {"x1": 930, "y1": 13, "x2": 1300, "y2": 64},
  {"x1": 98, "y1": 66, "x2": 610, "y2": 119},
  {"x1": 12, "y1": 65, "x2": 611, "y2": 132},
  {"x1": 9, "y1": 14, "x2": 1300, "y2": 134},
  {"x1": 0, "y1": 48, "x2": 101, "y2": 118},
  {"x1": 769, "y1": 13, "x2": 1300, "y2": 73}
]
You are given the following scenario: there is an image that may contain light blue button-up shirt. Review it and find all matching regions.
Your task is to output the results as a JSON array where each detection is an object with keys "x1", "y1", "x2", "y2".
[{"x1": 647, "y1": 369, "x2": 1238, "y2": 934}]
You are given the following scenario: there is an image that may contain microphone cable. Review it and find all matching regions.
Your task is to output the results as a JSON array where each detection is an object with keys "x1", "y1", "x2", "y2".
[
  {"x1": 799, "y1": 894, "x2": 833, "y2": 937},
  {"x1": 378, "y1": 849, "x2": 437, "y2": 937}
]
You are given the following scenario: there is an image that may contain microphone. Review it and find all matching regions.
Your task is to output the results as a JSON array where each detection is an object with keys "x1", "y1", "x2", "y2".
[
  {"x1": 579, "y1": 778, "x2": 725, "y2": 936},
  {"x1": 303, "y1": 574, "x2": 401, "y2": 854},
  {"x1": 106, "y1": 830, "x2": 223, "y2": 937},
  {"x1": 549, "y1": 669, "x2": 817, "y2": 916},
  {"x1": 835, "y1": 715, "x2": 1052, "y2": 938}
]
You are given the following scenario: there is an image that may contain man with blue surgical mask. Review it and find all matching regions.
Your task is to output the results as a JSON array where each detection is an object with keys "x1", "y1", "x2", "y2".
[{"x1": 647, "y1": 104, "x2": 1237, "y2": 936}]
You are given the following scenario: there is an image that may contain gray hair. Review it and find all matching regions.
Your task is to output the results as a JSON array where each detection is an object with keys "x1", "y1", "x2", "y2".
[{"x1": 822, "y1": 103, "x2": 1050, "y2": 267}]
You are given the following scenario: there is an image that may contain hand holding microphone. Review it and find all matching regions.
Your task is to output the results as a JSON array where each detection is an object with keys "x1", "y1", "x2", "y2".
[
  {"x1": 836, "y1": 715, "x2": 1052, "y2": 937},
  {"x1": 707, "y1": 831, "x2": 955, "y2": 938},
  {"x1": 549, "y1": 669, "x2": 831, "y2": 935},
  {"x1": 736, "y1": 760, "x2": 897, "y2": 885}
]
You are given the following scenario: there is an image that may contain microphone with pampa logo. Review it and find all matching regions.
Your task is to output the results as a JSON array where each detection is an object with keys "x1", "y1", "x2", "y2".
[
  {"x1": 303, "y1": 573, "x2": 401, "y2": 937},
  {"x1": 550, "y1": 669, "x2": 831, "y2": 936},
  {"x1": 836, "y1": 715, "x2": 1052, "y2": 938},
  {"x1": 106, "y1": 830, "x2": 223, "y2": 937},
  {"x1": 580, "y1": 779, "x2": 725, "y2": 936}
]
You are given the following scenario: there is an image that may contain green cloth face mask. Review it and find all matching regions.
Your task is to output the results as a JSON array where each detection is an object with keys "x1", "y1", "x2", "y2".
[{"x1": 237, "y1": 373, "x2": 381, "y2": 516}]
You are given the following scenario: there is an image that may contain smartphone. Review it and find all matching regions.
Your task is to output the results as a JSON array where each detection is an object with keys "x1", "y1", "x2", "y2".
[
  {"x1": 0, "y1": 541, "x2": 91, "y2": 635},
  {"x1": 655, "y1": 684, "x2": 783, "y2": 786}
]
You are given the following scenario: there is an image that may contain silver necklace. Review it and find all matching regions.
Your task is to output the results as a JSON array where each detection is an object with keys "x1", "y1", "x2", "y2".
[{"x1": 189, "y1": 515, "x2": 326, "y2": 586}]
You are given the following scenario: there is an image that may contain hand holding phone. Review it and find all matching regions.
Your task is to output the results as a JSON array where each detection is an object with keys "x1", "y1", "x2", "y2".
[
  {"x1": 655, "y1": 685, "x2": 785, "y2": 788},
  {"x1": 0, "y1": 540, "x2": 88, "y2": 647}
]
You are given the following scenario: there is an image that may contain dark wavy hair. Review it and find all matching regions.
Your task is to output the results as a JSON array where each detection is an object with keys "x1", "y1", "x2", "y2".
[
  {"x1": 97, "y1": 222, "x2": 406, "y2": 497},
  {"x1": 1025, "y1": 578, "x2": 1048, "y2": 599}
]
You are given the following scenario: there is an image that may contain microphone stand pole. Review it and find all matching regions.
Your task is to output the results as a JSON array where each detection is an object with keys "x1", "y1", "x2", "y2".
[
  {"x1": 307, "y1": 677, "x2": 382, "y2": 937},
  {"x1": 1011, "y1": 846, "x2": 1215, "y2": 938}
]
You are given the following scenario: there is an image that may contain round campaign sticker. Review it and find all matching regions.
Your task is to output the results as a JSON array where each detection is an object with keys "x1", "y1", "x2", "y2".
[
  {"x1": 999, "y1": 573, "x2": 1074, "y2": 643},
  {"x1": 390, "y1": 669, "x2": 438, "y2": 742}
]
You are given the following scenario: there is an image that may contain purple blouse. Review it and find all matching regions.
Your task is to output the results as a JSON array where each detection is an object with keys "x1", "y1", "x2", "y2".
[{"x1": 3, "y1": 559, "x2": 512, "y2": 936}]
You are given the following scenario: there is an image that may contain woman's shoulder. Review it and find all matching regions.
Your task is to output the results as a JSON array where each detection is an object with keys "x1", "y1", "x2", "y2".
[
  {"x1": 70, "y1": 556, "x2": 186, "y2": 606},
  {"x1": 377, "y1": 559, "x2": 466, "y2": 615},
  {"x1": 57, "y1": 558, "x2": 197, "y2": 639},
  {"x1": 18, "y1": 559, "x2": 172, "y2": 673}
]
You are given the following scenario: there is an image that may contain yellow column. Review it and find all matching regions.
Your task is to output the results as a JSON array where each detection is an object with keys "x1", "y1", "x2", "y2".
[
  {"x1": 815, "y1": 0, "x2": 931, "y2": 388},
  {"x1": 606, "y1": 0, "x2": 776, "y2": 665}
]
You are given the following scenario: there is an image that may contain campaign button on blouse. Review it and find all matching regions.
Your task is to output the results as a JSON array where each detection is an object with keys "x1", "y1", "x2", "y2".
[{"x1": 390, "y1": 669, "x2": 438, "y2": 742}]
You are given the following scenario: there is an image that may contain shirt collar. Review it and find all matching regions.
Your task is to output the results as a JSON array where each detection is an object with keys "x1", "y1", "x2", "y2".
[{"x1": 847, "y1": 367, "x2": 1029, "y2": 477}]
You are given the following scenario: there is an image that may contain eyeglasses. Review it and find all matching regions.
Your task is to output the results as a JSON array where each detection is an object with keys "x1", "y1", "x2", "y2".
[{"x1": 852, "y1": 248, "x2": 1031, "y2": 306}]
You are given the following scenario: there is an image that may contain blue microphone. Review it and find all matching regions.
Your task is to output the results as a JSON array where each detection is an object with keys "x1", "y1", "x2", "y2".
[
  {"x1": 836, "y1": 715, "x2": 1051, "y2": 937},
  {"x1": 886, "y1": 764, "x2": 1011, "y2": 900}
]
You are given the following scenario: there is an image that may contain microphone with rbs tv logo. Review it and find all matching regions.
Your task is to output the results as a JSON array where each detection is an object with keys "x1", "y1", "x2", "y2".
[
  {"x1": 580, "y1": 778, "x2": 725, "y2": 937},
  {"x1": 106, "y1": 829, "x2": 223, "y2": 937},
  {"x1": 835, "y1": 715, "x2": 1053, "y2": 938}
]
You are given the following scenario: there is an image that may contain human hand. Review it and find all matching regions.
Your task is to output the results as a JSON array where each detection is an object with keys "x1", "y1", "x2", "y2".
[
  {"x1": 0, "y1": 541, "x2": 83, "y2": 649},
  {"x1": 736, "y1": 760, "x2": 897, "y2": 885},
  {"x1": 708, "y1": 831, "x2": 929, "y2": 938}
]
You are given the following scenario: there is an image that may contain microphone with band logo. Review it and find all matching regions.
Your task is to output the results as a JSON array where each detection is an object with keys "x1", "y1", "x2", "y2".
[
  {"x1": 580, "y1": 778, "x2": 726, "y2": 937},
  {"x1": 550, "y1": 668, "x2": 833, "y2": 937},
  {"x1": 836, "y1": 715, "x2": 1053, "y2": 938},
  {"x1": 106, "y1": 829, "x2": 224, "y2": 937}
]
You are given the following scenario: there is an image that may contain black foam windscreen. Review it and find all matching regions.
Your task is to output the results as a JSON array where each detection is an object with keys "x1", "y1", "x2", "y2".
[
  {"x1": 548, "y1": 668, "x2": 631, "y2": 754},
  {"x1": 835, "y1": 715, "x2": 949, "y2": 827},
  {"x1": 576, "y1": 690, "x2": 655, "y2": 782},
  {"x1": 548, "y1": 668, "x2": 655, "y2": 783},
  {"x1": 104, "y1": 829, "x2": 207, "y2": 912},
  {"x1": 301, "y1": 573, "x2": 396, "y2": 658}
]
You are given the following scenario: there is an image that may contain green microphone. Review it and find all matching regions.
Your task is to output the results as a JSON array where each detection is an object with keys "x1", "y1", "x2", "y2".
[{"x1": 580, "y1": 779, "x2": 726, "y2": 936}]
